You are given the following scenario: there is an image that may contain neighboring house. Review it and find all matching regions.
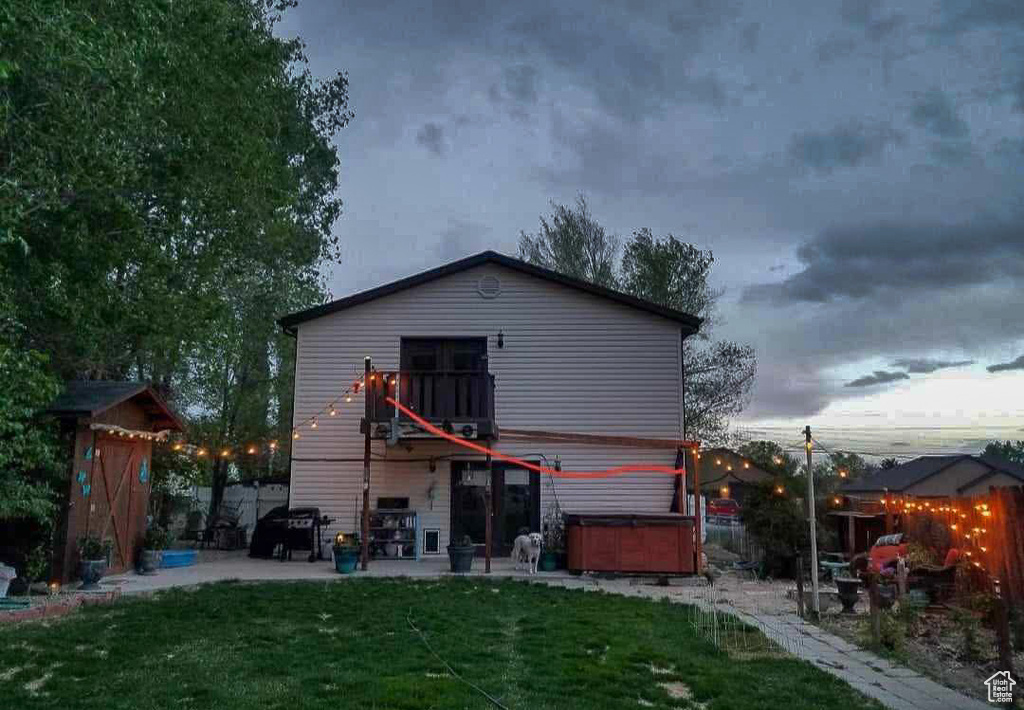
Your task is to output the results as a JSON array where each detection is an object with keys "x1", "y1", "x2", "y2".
[
  {"x1": 279, "y1": 251, "x2": 702, "y2": 558},
  {"x1": 840, "y1": 454, "x2": 1024, "y2": 499},
  {"x1": 682, "y1": 447, "x2": 772, "y2": 505}
]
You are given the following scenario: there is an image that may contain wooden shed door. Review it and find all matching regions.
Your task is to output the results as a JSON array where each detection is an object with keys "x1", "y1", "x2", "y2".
[{"x1": 95, "y1": 437, "x2": 146, "y2": 573}]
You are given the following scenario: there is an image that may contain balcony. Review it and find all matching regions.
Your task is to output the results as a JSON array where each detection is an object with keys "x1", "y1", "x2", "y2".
[{"x1": 362, "y1": 370, "x2": 497, "y2": 441}]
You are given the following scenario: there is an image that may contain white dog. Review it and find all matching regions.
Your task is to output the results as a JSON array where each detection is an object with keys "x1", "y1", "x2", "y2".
[{"x1": 511, "y1": 532, "x2": 543, "y2": 574}]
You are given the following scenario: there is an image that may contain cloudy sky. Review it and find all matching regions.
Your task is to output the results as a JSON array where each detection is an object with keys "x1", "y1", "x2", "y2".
[{"x1": 277, "y1": 0, "x2": 1024, "y2": 455}]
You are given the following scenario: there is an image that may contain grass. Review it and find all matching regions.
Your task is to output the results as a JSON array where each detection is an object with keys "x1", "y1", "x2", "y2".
[{"x1": 0, "y1": 578, "x2": 883, "y2": 710}]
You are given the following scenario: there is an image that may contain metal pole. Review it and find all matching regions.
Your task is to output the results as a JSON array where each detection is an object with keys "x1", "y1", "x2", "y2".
[
  {"x1": 485, "y1": 453, "x2": 492, "y2": 574},
  {"x1": 804, "y1": 425, "x2": 820, "y2": 617},
  {"x1": 693, "y1": 445, "x2": 703, "y2": 575},
  {"x1": 361, "y1": 357, "x2": 372, "y2": 571}
]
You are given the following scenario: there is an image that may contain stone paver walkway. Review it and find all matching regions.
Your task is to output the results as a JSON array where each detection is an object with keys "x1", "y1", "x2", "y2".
[{"x1": 99, "y1": 553, "x2": 993, "y2": 710}]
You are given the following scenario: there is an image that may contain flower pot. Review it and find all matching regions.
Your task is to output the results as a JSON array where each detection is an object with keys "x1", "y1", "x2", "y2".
[
  {"x1": 78, "y1": 559, "x2": 107, "y2": 591},
  {"x1": 137, "y1": 549, "x2": 163, "y2": 576},
  {"x1": 447, "y1": 544, "x2": 475, "y2": 573},
  {"x1": 835, "y1": 577, "x2": 860, "y2": 613},
  {"x1": 539, "y1": 551, "x2": 558, "y2": 572},
  {"x1": 333, "y1": 546, "x2": 359, "y2": 574}
]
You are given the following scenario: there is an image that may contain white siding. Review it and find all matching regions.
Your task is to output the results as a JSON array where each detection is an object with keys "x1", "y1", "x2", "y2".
[{"x1": 289, "y1": 263, "x2": 685, "y2": 549}]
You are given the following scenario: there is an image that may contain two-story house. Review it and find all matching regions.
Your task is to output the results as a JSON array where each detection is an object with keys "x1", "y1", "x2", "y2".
[{"x1": 278, "y1": 251, "x2": 703, "y2": 561}]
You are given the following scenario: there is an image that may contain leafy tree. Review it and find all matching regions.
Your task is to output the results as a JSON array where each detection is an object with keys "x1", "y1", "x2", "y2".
[
  {"x1": 521, "y1": 203, "x2": 756, "y2": 443},
  {"x1": 879, "y1": 457, "x2": 901, "y2": 470},
  {"x1": 518, "y1": 195, "x2": 619, "y2": 288},
  {"x1": 1, "y1": 0, "x2": 352, "y2": 519},
  {"x1": 0, "y1": 288, "x2": 61, "y2": 524},
  {"x1": 738, "y1": 440, "x2": 800, "y2": 477},
  {"x1": 620, "y1": 229, "x2": 719, "y2": 332},
  {"x1": 982, "y1": 440, "x2": 1024, "y2": 465}
]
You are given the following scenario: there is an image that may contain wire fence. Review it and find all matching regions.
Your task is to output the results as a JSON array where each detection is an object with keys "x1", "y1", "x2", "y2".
[{"x1": 687, "y1": 576, "x2": 807, "y2": 657}]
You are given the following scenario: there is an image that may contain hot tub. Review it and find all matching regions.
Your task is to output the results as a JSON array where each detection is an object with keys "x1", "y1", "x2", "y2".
[
  {"x1": 160, "y1": 549, "x2": 198, "y2": 568},
  {"x1": 565, "y1": 513, "x2": 695, "y2": 574}
]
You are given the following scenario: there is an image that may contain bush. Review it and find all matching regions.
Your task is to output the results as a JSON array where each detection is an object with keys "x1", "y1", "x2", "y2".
[
  {"x1": 77, "y1": 535, "x2": 112, "y2": 561},
  {"x1": 879, "y1": 611, "x2": 906, "y2": 653},
  {"x1": 142, "y1": 526, "x2": 173, "y2": 551},
  {"x1": 952, "y1": 608, "x2": 984, "y2": 662},
  {"x1": 1011, "y1": 604, "x2": 1024, "y2": 652}
]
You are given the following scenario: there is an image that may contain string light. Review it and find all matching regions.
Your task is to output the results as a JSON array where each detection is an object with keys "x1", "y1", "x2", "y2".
[
  {"x1": 310, "y1": 418, "x2": 318, "y2": 429},
  {"x1": 269, "y1": 441, "x2": 277, "y2": 451},
  {"x1": 220, "y1": 449, "x2": 230, "y2": 458},
  {"x1": 292, "y1": 431, "x2": 300, "y2": 440},
  {"x1": 247, "y1": 446, "x2": 256, "y2": 455}
]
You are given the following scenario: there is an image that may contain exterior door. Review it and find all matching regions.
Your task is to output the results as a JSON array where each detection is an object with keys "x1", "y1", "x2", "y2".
[
  {"x1": 450, "y1": 461, "x2": 540, "y2": 556},
  {"x1": 93, "y1": 437, "x2": 147, "y2": 573}
]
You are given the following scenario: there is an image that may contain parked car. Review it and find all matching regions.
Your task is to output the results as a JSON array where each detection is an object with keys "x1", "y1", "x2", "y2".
[{"x1": 707, "y1": 498, "x2": 740, "y2": 520}]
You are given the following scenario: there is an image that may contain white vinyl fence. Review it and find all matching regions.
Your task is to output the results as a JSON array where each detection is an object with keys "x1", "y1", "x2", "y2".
[{"x1": 192, "y1": 483, "x2": 289, "y2": 532}]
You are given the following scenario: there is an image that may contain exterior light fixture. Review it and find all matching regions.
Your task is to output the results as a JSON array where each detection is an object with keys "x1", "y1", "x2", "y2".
[{"x1": 497, "y1": 329, "x2": 504, "y2": 349}]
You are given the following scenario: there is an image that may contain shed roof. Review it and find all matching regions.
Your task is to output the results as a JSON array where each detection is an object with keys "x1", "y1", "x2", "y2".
[
  {"x1": 840, "y1": 454, "x2": 1024, "y2": 494},
  {"x1": 48, "y1": 381, "x2": 184, "y2": 431},
  {"x1": 278, "y1": 250, "x2": 704, "y2": 332}
]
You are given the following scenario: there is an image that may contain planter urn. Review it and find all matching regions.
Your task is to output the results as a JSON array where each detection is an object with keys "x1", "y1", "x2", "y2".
[
  {"x1": 333, "y1": 546, "x2": 359, "y2": 574},
  {"x1": 835, "y1": 577, "x2": 860, "y2": 613},
  {"x1": 137, "y1": 549, "x2": 163, "y2": 576},
  {"x1": 539, "y1": 551, "x2": 559, "y2": 572},
  {"x1": 78, "y1": 559, "x2": 107, "y2": 591},
  {"x1": 447, "y1": 543, "x2": 475, "y2": 573}
]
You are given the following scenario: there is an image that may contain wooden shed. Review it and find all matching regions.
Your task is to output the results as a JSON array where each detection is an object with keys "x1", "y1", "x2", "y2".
[{"x1": 48, "y1": 382, "x2": 184, "y2": 583}]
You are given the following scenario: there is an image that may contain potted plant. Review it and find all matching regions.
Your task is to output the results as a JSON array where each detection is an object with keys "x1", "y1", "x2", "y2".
[
  {"x1": 447, "y1": 534, "x2": 475, "y2": 573},
  {"x1": 137, "y1": 527, "x2": 172, "y2": 575},
  {"x1": 332, "y1": 532, "x2": 361, "y2": 574},
  {"x1": 539, "y1": 504, "x2": 565, "y2": 572},
  {"x1": 77, "y1": 535, "x2": 112, "y2": 590}
]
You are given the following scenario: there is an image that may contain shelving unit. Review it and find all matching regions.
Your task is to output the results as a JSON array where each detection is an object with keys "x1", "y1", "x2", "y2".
[{"x1": 363, "y1": 509, "x2": 418, "y2": 560}]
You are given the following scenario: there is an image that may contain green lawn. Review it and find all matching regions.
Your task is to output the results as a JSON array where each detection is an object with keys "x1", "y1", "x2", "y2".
[{"x1": 0, "y1": 579, "x2": 881, "y2": 709}]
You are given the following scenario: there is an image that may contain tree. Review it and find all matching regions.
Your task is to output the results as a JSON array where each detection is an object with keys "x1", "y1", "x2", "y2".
[
  {"x1": 738, "y1": 440, "x2": 800, "y2": 477},
  {"x1": 1, "y1": 0, "x2": 352, "y2": 519},
  {"x1": 0, "y1": 288, "x2": 61, "y2": 524},
  {"x1": 521, "y1": 203, "x2": 756, "y2": 443},
  {"x1": 518, "y1": 195, "x2": 619, "y2": 288},
  {"x1": 879, "y1": 457, "x2": 901, "y2": 470},
  {"x1": 982, "y1": 441, "x2": 1024, "y2": 465}
]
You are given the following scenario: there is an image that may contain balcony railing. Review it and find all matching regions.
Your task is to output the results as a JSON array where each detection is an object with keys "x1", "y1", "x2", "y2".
[{"x1": 364, "y1": 370, "x2": 496, "y2": 439}]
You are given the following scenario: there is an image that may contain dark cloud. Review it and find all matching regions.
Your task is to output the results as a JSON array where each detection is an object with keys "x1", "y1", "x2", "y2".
[
  {"x1": 891, "y1": 358, "x2": 974, "y2": 373},
  {"x1": 816, "y1": 35, "x2": 859, "y2": 63},
  {"x1": 741, "y1": 22, "x2": 761, "y2": 53},
  {"x1": 987, "y1": 355, "x2": 1024, "y2": 373},
  {"x1": 503, "y1": 64, "x2": 538, "y2": 104},
  {"x1": 415, "y1": 122, "x2": 445, "y2": 156},
  {"x1": 911, "y1": 89, "x2": 968, "y2": 140},
  {"x1": 743, "y1": 219, "x2": 1024, "y2": 304},
  {"x1": 845, "y1": 370, "x2": 911, "y2": 387},
  {"x1": 788, "y1": 121, "x2": 903, "y2": 172},
  {"x1": 841, "y1": 0, "x2": 906, "y2": 41}
]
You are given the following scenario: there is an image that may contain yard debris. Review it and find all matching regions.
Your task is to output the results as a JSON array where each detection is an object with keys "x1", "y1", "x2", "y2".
[
  {"x1": 23, "y1": 671, "x2": 51, "y2": 695},
  {"x1": 0, "y1": 665, "x2": 23, "y2": 681}
]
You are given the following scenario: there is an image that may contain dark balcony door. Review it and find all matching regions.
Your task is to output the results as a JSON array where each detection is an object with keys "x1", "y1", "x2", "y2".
[
  {"x1": 450, "y1": 461, "x2": 540, "y2": 556},
  {"x1": 400, "y1": 338, "x2": 487, "y2": 373}
]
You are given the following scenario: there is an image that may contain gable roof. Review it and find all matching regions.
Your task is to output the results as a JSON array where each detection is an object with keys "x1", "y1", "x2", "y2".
[
  {"x1": 278, "y1": 250, "x2": 704, "y2": 332},
  {"x1": 48, "y1": 381, "x2": 184, "y2": 431},
  {"x1": 840, "y1": 454, "x2": 1024, "y2": 494}
]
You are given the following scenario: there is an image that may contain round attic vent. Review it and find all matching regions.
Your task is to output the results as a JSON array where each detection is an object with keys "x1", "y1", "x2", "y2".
[{"x1": 477, "y1": 275, "x2": 501, "y2": 298}]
